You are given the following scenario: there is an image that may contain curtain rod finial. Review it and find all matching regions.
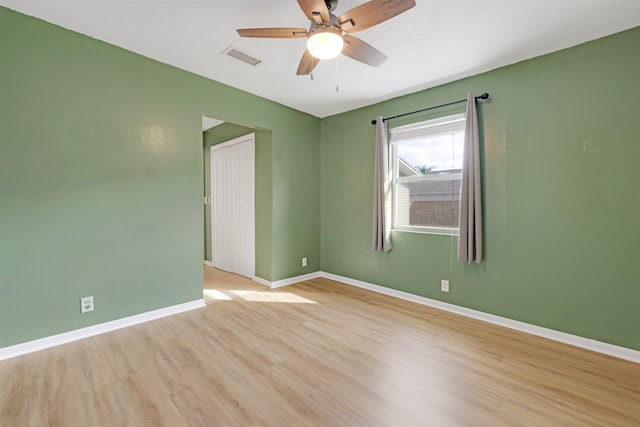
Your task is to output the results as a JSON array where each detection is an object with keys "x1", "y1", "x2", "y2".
[
  {"x1": 478, "y1": 92, "x2": 490, "y2": 100},
  {"x1": 371, "y1": 119, "x2": 377, "y2": 125}
]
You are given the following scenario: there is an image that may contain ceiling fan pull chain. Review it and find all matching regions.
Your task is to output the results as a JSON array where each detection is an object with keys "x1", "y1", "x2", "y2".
[{"x1": 336, "y1": 55, "x2": 340, "y2": 92}]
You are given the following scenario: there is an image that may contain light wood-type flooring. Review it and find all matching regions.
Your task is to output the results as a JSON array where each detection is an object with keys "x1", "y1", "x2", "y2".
[{"x1": 1, "y1": 266, "x2": 639, "y2": 426}]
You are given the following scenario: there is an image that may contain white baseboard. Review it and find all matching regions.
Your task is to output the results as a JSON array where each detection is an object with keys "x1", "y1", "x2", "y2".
[
  {"x1": 254, "y1": 271, "x2": 323, "y2": 289},
  {"x1": 252, "y1": 276, "x2": 272, "y2": 287},
  {"x1": 249, "y1": 269, "x2": 640, "y2": 362},
  {"x1": 203, "y1": 260, "x2": 215, "y2": 268},
  {"x1": 0, "y1": 299, "x2": 206, "y2": 361},
  {"x1": 5, "y1": 270, "x2": 638, "y2": 365},
  {"x1": 319, "y1": 272, "x2": 640, "y2": 364}
]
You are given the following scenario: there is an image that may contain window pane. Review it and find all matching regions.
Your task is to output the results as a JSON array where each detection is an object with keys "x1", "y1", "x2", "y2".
[
  {"x1": 396, "y1": 178, "x2": 460, "y2": 228},
  {"x1": 391, "y1": 113, "x2": 465, "y2": 232},
  {"x1": 397, "y1": 132, "x2": 464, "y2": 174}
]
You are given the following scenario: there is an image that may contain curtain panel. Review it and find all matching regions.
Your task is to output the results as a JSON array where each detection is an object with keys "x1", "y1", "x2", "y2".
[
  {"x1": 373, "y1": 116, "x2": 393, "y2": 252},
  {"x1": 458, "y1": 93, "x2": 483, "y2": 263}
]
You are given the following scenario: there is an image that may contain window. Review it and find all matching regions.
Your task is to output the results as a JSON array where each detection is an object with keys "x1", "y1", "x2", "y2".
[{"x1": 390, "y1": 113, "x2": 465, "y2": 234}]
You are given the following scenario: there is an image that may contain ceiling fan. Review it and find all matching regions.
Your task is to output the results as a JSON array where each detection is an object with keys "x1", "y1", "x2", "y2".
[{"x1": 236, "y1": 0, "x2": 416, "y2": 75}]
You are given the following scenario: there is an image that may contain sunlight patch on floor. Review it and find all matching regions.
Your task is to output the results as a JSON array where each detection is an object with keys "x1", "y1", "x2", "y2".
[
  {"x1": 203, "y1": 289, "x2": 232, "y2": 300},
  {"x1": 228, "y1": 289, "x2": 317, "y2": 304}
]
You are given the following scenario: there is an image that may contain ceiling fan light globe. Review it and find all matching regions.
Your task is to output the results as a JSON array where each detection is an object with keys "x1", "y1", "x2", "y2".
[{"x1": 307, "y1": 30, "x2": 343, "y2": 60}]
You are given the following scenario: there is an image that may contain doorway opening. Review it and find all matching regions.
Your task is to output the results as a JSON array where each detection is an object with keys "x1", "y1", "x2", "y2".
[
  {"x1": 211, "y1": 133, "x2": 255, "y2": 278},
  {"x1": 202, "y1": 116, "x2": 272, "y2": 286}
]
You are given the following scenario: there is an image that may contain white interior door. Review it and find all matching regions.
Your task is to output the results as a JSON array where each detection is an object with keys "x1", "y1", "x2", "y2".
[
  {"x1": 212, "y1": 144, "x2": 233, "y2": 272},
  {"x1": 211, "y1": 133, "x2": 255, "y2": 278}
]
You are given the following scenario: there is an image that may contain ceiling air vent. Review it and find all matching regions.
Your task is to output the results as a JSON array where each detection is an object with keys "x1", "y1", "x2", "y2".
[{"x1": 222, "y1": 46, "x2": 263, "y2": 67}]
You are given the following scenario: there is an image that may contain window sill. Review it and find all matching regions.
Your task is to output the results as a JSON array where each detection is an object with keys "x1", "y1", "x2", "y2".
[{"x1": 392, "y1": 226, "x2": 459, "y2": 236}]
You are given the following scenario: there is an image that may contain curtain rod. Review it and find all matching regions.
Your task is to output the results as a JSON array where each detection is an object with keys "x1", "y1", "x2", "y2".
[{"x1": 371, "y1": 92, "x2": 490, "y2": 125}]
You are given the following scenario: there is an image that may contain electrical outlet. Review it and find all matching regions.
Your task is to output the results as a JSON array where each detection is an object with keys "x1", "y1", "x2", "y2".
[
  {"x1": 440, "y1": 280, "x2": 449, "y2": 293},
  {"x1": 80, "y1": 296, "x2": 94, "y2": 313},
  {"x1": 302, "y1": 257, "x2": 308, "y2": 267}
]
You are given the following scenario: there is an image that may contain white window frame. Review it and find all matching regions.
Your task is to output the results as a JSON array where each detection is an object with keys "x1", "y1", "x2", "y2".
[{"x1": 390, "y1": 113, "x2": 465, "y2": 235}]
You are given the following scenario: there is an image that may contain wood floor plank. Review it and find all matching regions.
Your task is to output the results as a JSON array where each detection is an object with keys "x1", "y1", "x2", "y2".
[{"x1": 1, "y1": 266, "x2": 639, "y2": 426}]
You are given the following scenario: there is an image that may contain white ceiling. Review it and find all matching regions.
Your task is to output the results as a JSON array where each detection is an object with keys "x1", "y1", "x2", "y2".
[
  {"x1": 202, "y1": 116, "x2": 224, "y2": 131},
  {"x1": 2, "y1": 0, "x2": 640, "y2": 118}
]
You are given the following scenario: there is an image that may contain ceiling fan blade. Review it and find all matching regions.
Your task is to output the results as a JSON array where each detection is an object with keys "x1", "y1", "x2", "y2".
[
  {"x1": 342, "y1": 35, "x2": 387, "y2": 67},
  {"x1": 296, "y1": 49, "x2": 320, "y2": 75},
  {"x1": 297, "y1": 0, "x2": 330, "y2": 23},
  {"x1": 338, "y1": 0, "x2": 416, "y2": 33},
  {"x1": 237, "y1": 28, "x2": 307, "y2": 38}
]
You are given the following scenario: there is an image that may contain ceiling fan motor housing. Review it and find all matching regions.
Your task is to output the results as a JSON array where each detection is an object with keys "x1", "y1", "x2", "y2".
[
  {"x1": 325, "y1": 0, "x2": 338, "y2": 12},
  {"x1": 308, "y1": 14, "x2": 341, "y2": 33}
]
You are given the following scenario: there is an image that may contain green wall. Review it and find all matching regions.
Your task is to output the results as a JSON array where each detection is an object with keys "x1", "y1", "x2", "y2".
[
  {"x1": 202, "y1": 123, "x2": 273, "y2": 280},
  {"x1": 2, "y1": 5, "x2": 638, "y2": 353},
  {"x1": 0, "y1": 7, "x2": 320, "y2": 347},
  {"x1": 320, "y1": 26, "x2": 640, "y2": 351}
]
